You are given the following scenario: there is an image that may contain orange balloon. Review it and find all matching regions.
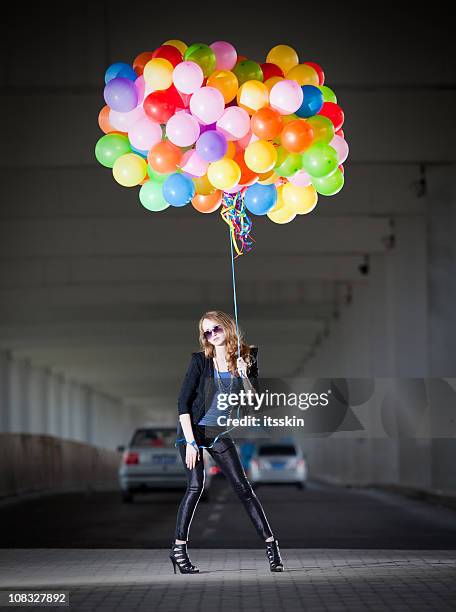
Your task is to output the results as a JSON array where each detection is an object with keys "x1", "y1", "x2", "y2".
[
  {"x1": 147, "y1": 140, "x2": 182, "y2": 174},
  {"x1": 193, "y1": 174, "x2": 216, "y2": 195},
  {"x1": 264, "y1": 76, "x2": 283, "y2": 92},
  {"x1": 224, "y1": 141, "x2": 236, "y2": 159},
  {"x1": 251, "y1": 107, "x2": 283, "y2": 140},
  {"x1": 234, "y1": 151, "x2": 258, "y2": 185},
  {"x1": 192, "y1": 190, "x2": 223, "y2": 213},
  {"x1": 207, "y1": 70, "x2": 239, "y2": 103},
  {"x1": 133, "y1": 51, "x2": 153, "y2": 76},
  {"x1": 98, "y1": 105, "x2": 116, "y2": 133},
  {"x1": 280, "y1": 119, "x2": 314, "y2": 153}
]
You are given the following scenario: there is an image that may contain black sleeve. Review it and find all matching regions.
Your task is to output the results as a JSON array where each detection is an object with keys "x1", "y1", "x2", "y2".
[{"x1": 177, "y1": 353, "x2": 202, "y2": 416}]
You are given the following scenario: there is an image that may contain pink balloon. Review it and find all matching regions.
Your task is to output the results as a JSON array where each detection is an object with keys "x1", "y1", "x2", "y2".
[
  {"x1": 190, "y1": 86, "x2": 225, "y2": 125},
  {"x1": 173, "y1": 61, "x2": 204, "y2": 95},
  {"x1": 216, "y1": 107, "x2": 250, "y2": 141},
  {"x1": 135, "y1": 76, "x2": 145, "y2": 104},
  {"x1": 237, "y1": 130, "x2": 259, "y2": 149},
  {"x1": 109, "y1": 105, "x2": 145, "y2": 131},
  {"x1": 210, "y1": 41, "x2": 237, "y2": 70},
  {"x1": 289, "y1": 169, "x2": 312, "y2": 187},
  {"x1": 166, "y1": 111, "x2": 200, "y2": 146},
  {"x1": 128, "y1": 116, "x2": 162, "y2": 150},
  {"x1": 180, "y1": 149, "x2": 209, "y2": 177},
  {"x1": 269, "y1": 80, "x2": 304, "y2": 115},
  {"x1": 329, "y1": 135, "x2": 349, "y2": 164}
]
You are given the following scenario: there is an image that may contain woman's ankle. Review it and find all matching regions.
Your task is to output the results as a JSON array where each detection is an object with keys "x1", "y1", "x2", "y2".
[
  {"x1": 265, "y1": 536, "x2": 274, "y2": 542},
  {"x1": 175, "y1": 539, "x2": 187, "y2": 544}
]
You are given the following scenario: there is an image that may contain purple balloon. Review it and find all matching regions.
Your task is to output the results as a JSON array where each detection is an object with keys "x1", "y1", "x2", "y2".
[
  {"x1": 199, "y1": 122, "x2": 217, "y2": 134},
  {"x1": 104, "y1": 77, "x2": 138, "y2": 112},
  {"x1": 196, "y1": 130, "x2": 228, "y2": 162}
]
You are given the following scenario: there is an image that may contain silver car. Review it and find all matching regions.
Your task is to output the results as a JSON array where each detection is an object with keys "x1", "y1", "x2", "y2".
[
  {"x1": 248, "y1": 441, "x2": 308, "y2": 489},
  {"x1": 117, "y1": 427, "x2": 215, "y2": 503}
]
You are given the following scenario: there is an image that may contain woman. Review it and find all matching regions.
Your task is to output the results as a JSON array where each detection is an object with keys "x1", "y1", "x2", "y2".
[{"x1": 170, "y1": 310, "x2": 284, "y2": 574}]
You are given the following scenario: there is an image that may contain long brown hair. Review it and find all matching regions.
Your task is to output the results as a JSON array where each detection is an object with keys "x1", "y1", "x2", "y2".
[{"x1": 198, "y1": 310, "x2": 256, "y2": 375}]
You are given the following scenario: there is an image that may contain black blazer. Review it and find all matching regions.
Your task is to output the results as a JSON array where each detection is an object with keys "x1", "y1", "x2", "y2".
[{"x1": 176, "y1": 347, "x2": 259, "y2": 440}]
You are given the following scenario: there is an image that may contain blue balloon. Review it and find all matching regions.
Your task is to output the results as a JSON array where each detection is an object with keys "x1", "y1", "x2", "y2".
[
  {"x1": 296, "y1": 85, "x2": 324, "y2": 118},
  {"x1": 105, "y1": 62, "x2": 137, "y2": 84},
  {"x1": 244, "y1": 184, "x2": 277, "y2": 215},
  {"x1": 131, "y1": 145, "x2": 148, "y2": 158},
  {"x1": 162, "y1": 173, "x2": 195, "y2": 207}
]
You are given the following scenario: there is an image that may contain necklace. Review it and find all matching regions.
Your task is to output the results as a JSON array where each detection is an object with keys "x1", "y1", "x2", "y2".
[{"x1": 213, "y1": 356, "x2": 235, "y2": 395}]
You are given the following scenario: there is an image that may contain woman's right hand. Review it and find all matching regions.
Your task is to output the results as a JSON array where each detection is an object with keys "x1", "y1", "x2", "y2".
[{"x1": 186, "y1": 443, "x2": 200, "y2": 469}]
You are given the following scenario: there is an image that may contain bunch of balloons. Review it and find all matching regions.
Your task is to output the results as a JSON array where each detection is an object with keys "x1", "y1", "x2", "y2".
[{"x1": 95, "y1": 40, "x2": 348, "y2": 238}]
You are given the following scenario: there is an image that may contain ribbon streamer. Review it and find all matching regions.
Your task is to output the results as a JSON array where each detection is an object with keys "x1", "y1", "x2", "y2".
[{"x1": 219, "y1": 190, "x2": 255, "y2": 258}]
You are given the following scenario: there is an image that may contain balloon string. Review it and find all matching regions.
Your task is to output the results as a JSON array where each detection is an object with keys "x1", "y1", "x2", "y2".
[{"x1": 174, "y1": 191, "x2": 254, "y2": 450}]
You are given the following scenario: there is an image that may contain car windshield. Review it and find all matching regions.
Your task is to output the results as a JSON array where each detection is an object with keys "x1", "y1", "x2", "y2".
[
  {"x1": 258, "y1": 445, "x2": 296, "y2": 456},
  {"x1": 131, "y1": 429, "x2": 176, "y2": 448}
]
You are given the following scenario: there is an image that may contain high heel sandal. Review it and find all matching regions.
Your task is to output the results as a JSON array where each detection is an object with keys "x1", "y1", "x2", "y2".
[
  {"x1": 169, "y1": 541, "x2": 200, "y2": 574},
  {"x1": 266, "y1": 538, "x2": 284, "y2": 572}
]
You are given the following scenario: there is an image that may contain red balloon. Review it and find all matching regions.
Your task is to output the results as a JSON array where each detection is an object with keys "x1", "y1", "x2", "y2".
[
  {"x1": 318, "y1": 102, "x2": 344, "y2": 131},
  {"x1": 234, "y1": 151, "x2": 258, "y2": 185},
  {"x1": 304, "y1": 62, "x2": 325, "y2": 85},
  {"x1": 133, "y1": 51, "x2": 153, "y2": 76},
  {"x1": 339, "y1": 165, "x2": 344, "y2": 174},
  {"x1": 336, "y1": 128, "x2": 344, "y2": 138},
  {"x1": 260, "y1": 62, "x2": 284, "y2": 81},
  {"x1": 151, "y1": 45, "x2": 183, "y2": 67},
  {"x1": 144, "y1": 89, "x2": 178, "y2": 123}
]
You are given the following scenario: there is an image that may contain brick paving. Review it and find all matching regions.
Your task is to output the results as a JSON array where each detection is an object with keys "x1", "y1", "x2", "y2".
[{"x1": 0, "y1": 548, "x2": 455, "y2": 611}]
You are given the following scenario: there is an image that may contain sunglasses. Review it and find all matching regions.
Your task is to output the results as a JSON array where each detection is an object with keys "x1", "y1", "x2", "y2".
[{"x1": 203, "y1": 325, "x2": 224, "y2": 340}]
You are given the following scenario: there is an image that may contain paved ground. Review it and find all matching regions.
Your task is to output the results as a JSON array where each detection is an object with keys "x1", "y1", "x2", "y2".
[
  {"x1": 1, "y1": 480, "x2": 456, "y2": 549},
  {"x1": 0, "y1": 548, "x2": 455, "y2": 611}
]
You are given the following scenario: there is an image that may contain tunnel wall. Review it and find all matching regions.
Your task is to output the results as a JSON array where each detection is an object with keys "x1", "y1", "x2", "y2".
[
  {"x1": 0, "y1": 433, "x2": 119, "y2": 500},
  {"x1": 300, "y1": 179, "x2": 456, "y2": 496}
]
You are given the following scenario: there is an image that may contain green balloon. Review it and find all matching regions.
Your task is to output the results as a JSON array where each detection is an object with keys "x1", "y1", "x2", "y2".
[
  {"x1": 147, "y1": 165, "x2": 168, "y2": 182},
  {"x1": 312, "y1": 168, "x2": 344, "y2": 196},
  {"x1": 274, "y1": 147, "x2": 304, "y2": 177},
  {"x1": 306, "y1": 116, "x2": 334, "y2": 144},
  {"x1": 317, "y1": 85, "x2": 337, "y2": 104},
  {"x1": 139, "y1": 180, "x2": 169, "y2": 212},
  {"x1": 184, "y1": 43, "x2": 216, "y2": 77},
  {"x1": 95, "y1": 134, "x2": 131, "y2": 168},
  {"x1": 233, "y1": 60, "x2": 263, "y2": 85},
  {"x1": 302, "y1": 142, "x2": 338, "y2": 178}
]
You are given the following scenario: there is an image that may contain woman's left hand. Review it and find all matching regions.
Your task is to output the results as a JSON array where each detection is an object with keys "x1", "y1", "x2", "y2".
[{"x1": 237, "y1": 357, "x2": 248, "y2": 378}]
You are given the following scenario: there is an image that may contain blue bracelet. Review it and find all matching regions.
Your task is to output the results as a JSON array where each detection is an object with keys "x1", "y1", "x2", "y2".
[{"x1": 187, "y1": 440, "x2": 198, "y2": 449}]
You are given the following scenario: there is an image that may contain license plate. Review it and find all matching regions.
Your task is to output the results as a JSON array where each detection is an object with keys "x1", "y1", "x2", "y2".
[
  {"x1": 146, "y1": 454, "x2": 177, "y2": 465},
  {"x1": 271, "y1": 461, "x2": 285, "y2": 469}
]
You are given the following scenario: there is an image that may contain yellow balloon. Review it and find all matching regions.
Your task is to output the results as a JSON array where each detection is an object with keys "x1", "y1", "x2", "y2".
[
  {"x1": 224, "y1": 140, "x2": 236, "y2": 159},
  {"x1": 193, "y1": 174, "x2": 216, "y2": 195},
  {"x1": 163, "y1": 39, "x2": 187, "y2": 54},
  {"x1": 244, "y1": 140, "x2": 278, "y2": 173},
  {"x1": 268, "y1": 183, "x2": 286, "y2": 211},
  {"x1": 264, "y1": 76, "x2": 283, "y2": 92},
  {"x1": 143, "y1": 58, "x2": 173, "y2": 90},
  {"x1": 266, "y1": 45, "x2": 299, "y2": 75},
  {"x1": 237, "y1": 80, "x2": 269, "y2": 114},
  {"x1": 267, "y1": 196, "x2": 296, "y2": 223},
  {"x1": 283, "y1": 183, "x2": 318, "y2": 214},
  {"x1": 207, "y1": 70, "x2": 239, "y2": 103},
  {"x1": 267, "y1": 184, "x2": 296, "y2": 222},
  {"x1": 207, "y1": 158, "x2": 241, "y2": 190},
  {"x1": 286, "y1": 64, "x2": 319, "y2": 86},
  {"x1": 113, "y1": 153, "x2": 147, "y2": 187}
]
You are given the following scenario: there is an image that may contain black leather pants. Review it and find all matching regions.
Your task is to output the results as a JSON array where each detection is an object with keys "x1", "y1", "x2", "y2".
[{"x1": 174, "y1": 432, "x2": 274, "y2": 542}]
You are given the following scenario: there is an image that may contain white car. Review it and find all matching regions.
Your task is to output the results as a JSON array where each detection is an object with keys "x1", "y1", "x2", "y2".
[
  {"x1": 117, "y1": 427, "x2": 216, "y2": 503},
  {"x1": 248, "y1": 441, "x2": 307, "y2": 489}
]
